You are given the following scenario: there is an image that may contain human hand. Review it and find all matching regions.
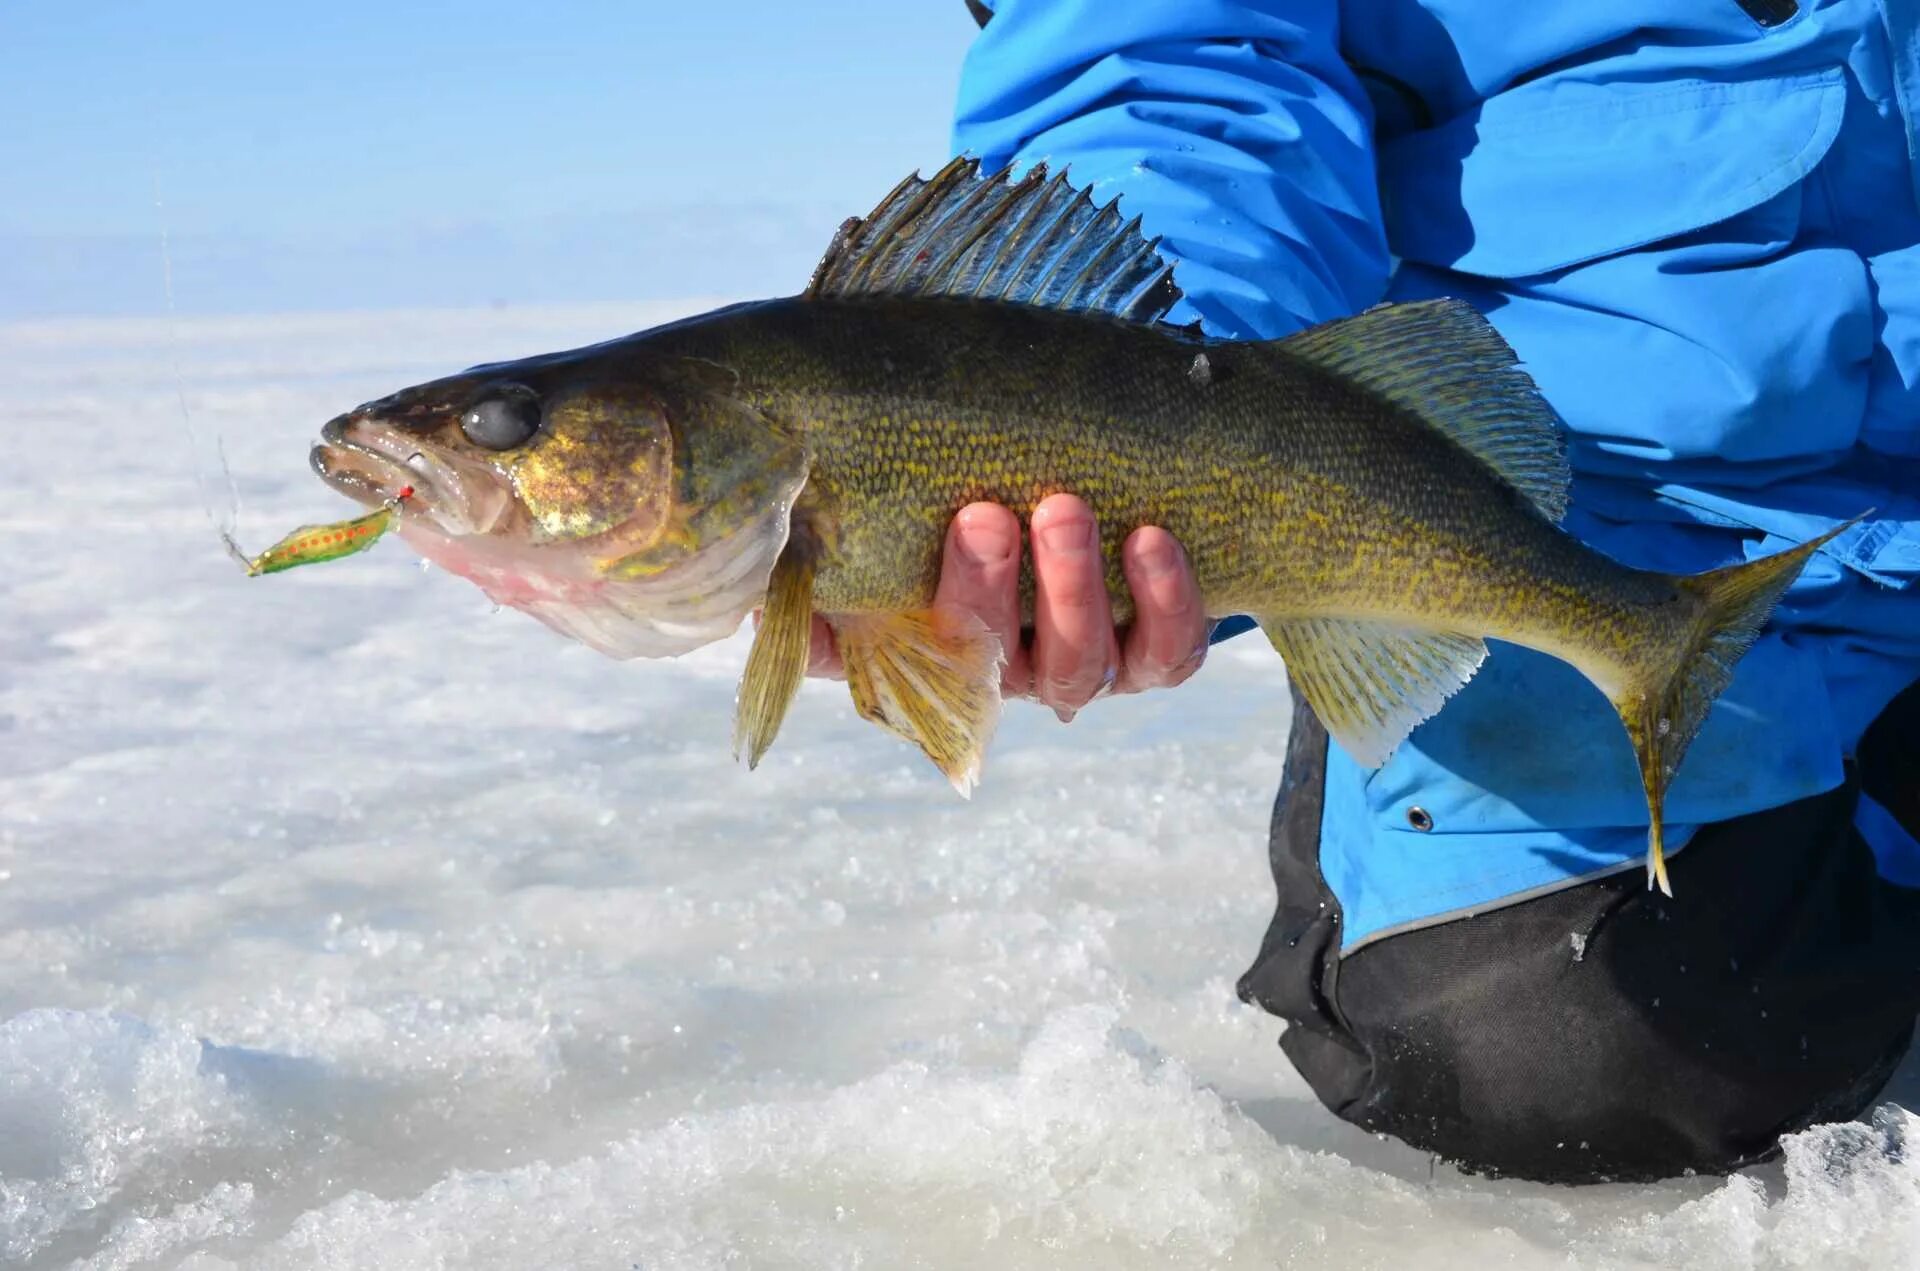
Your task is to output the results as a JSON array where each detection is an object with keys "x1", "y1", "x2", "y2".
[{"x1": 806, "y1": 493, "x2": 1208, "y2": 719}]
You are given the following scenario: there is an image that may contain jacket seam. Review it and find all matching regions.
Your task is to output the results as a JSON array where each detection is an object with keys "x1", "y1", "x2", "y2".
[
  {"x1": 1463, "y1": 71, "x2": 1840, "y2": 138},
  {"x1": 1336, "y1": 848, "x2": 1680, "y2": 957}
]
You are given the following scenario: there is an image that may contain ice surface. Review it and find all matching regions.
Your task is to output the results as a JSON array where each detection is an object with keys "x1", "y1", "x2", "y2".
[{"x1": 2, "y1": 305, "x2": 1916, "y2": 1269}]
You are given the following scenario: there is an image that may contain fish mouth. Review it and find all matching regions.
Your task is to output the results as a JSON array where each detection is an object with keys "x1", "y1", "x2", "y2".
[
  {"x1": 311, "y1": 413, "x2": 512, "y2": 536},
  {"x1": 311, "y1": 416, "x2": 412, "y2": 506}
]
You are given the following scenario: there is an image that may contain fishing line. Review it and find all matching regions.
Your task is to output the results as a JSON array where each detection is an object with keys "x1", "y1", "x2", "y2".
[{"x1": 154, "y1": 171, "x2": 249, "y2": 567}]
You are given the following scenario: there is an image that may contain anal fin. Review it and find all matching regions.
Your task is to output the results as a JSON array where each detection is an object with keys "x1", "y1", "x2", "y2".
[
  {"x1": 1261, "y1": 617, "x2": 1488, "y2": 768},
  {"x1": 833, "y1": 609, "x2": 1006, "y2": 795},
  {"x1": 733, "y1": 542, "x2": 816, "y2": 769}
]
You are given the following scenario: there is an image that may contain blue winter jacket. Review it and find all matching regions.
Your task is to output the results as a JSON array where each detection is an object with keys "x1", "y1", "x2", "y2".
[{"x1": 954, "y1": 0, "x2": 1920, "y2": 949}]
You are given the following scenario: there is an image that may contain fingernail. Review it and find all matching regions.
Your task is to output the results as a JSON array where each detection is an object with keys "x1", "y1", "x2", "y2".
[
  {"x1": 955, "y1": 514, "x2": 1017, "y2": 566},
  {"x1": 1137, "y1": 537, "x2": 1182, "y2": 581},
  {"x1": 1038, "y1": 516, "x2": 1095, "y2": 556},
  {"x1": 1043, "y1": 677, "x2": 1085, "y2": 721}
]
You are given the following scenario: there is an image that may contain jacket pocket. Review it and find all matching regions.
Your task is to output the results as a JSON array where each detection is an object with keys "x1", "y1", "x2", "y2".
[
  {"x1": 1379, "y1": 68, "x2": 1846, "y2": 278},
  {"x1": 1635, "y1": 478, "x2": 1920, "y2": 589}
]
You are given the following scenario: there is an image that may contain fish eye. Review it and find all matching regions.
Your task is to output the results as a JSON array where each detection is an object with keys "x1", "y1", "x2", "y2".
[{"x1": 460, "y1": 385, "x2": 542, "y2": 450}]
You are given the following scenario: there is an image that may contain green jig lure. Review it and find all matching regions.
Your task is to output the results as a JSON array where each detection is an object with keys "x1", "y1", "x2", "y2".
[{"x1": 239, "y1": 488, "x2": 410, "y2": 576}]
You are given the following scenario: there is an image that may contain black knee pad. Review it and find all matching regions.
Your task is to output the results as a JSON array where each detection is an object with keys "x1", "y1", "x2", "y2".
[{"x1": 1239, "y1": 679, "x2": 1920, "y2": 1184}]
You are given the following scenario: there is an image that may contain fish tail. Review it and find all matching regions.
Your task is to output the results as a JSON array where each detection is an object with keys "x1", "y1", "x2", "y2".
[{"x1": 1615, "y1": 515, "x2": 1865, "y2": 896}]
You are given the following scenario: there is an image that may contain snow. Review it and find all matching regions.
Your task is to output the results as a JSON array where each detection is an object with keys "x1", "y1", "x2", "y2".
[{"x1": 3, "y1": 303, "x2": 1917, "y2": 1270}]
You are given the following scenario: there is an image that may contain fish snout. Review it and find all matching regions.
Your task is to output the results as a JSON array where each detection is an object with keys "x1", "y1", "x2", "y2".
[
  {"x1": 313, "y1": 408, "x2": 437, "y2": 508},
  {"x1": 310, "y1": 434, "x2": 409, "y2": 509},
  {"x1": 314, "y1": 407, "x2": 518, "y2": 538}
]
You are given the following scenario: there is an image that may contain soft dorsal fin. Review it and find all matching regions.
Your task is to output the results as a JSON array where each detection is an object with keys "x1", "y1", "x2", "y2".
[
  {"x1": 1281, "y1": 301, "x2": 1571, "y2": 521},
  {"x1": 805, "y1": 156, "x2": 1181, "y2": 323}
]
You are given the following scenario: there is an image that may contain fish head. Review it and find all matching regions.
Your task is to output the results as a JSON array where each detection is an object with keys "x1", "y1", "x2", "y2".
[{"x1": 312, "y1": 348, "x2": 809, "y2": 659}]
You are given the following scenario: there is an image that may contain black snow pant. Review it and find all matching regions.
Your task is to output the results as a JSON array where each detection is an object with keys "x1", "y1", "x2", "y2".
[{"x1": 1237, "y1": 676, "x2": 1920, "y2": 1185}]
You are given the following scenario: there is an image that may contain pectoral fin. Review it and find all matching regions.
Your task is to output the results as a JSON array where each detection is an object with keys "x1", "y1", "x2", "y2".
[
  {"x1": 733, "y1": 542, "x2": 817, "y2": 770},
  {"x1": 832, "y1": 609, "x2": 1006, "y2": 795},
  {"x1": 1261, "y1": 617, "x2": 1487, "y2": 768}
]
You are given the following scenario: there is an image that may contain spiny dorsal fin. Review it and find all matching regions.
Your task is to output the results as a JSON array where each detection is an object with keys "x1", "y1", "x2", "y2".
[
  {"x1": 805, "y1": 156, "x2": 1181, "y2": 323},
  {"x1": 1261, "y1": 616, "x2": 1488, "y2": 768},
  {"x1": 1281, "y1": 300, "x2": 1571, "y2": 521}
]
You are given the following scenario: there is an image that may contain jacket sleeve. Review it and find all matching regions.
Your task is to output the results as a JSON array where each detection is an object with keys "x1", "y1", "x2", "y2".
[{"x1": 952, "y1": 0, "x2": 1389, "y2": 340}]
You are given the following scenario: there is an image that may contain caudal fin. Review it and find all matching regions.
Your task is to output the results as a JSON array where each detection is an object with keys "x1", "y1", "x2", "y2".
[{"x1": 1617, "y1": 516, "x2": 1864, "y2": 895}]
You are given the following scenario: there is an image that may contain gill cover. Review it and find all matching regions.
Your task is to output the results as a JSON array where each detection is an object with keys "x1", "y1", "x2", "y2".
[
  {"x1": 508, "y1": 384, "x2": 676, "y2": 542},
  {"x1": 551, "y1": 374, "x2": 809, "y2": 660}
]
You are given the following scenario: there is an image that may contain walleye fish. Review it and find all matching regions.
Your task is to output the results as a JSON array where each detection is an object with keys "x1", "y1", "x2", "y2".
[{"x1": 310, "y1": 157, "x2": 1850, "y2": 893}]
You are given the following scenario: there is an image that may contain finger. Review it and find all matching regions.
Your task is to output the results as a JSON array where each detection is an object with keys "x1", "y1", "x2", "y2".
[
  {"x1": 1118, "y1": 526, "x2": 1207, "y2": 693},
  {"x1": 806, "y1": 615, "x2": 844, "y2": 679},
  {"x1": 935, "y1": 502, "x2": 1028, "y2": 696},
  {"x1": 1029, "y1": 493, "x2": 1118, "y2": 719}
]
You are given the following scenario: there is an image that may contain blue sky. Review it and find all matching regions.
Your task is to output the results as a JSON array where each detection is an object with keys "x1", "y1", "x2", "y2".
[{"x1": 0, "y1": 3, "x2": 979, "y2": 317}]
